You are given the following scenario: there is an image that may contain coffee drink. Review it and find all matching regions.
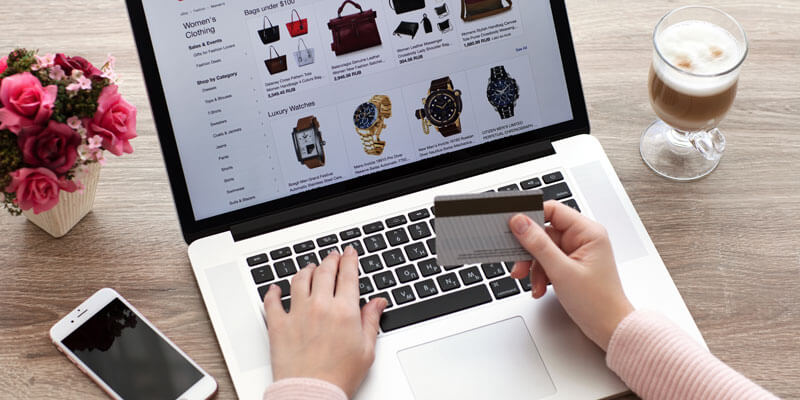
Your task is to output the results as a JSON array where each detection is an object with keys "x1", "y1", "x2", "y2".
[{"x1": 649, "y1": 20, "x2": 744, "y2": 132}]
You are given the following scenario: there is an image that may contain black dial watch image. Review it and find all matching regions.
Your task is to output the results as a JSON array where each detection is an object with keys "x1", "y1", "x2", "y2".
[
  {"x1": 292, "y1": 116, "x2": 326, "y2": 169},
  {"x1": 415, "y1": 77, "x2": 463, "y2": 137},
  {"x1": 487, "y1": 66, "x2": 519, "y2": 119}
]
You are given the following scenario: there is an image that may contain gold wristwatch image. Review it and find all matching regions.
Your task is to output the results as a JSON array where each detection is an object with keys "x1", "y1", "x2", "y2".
[{"x1": 353, "y1": 95, "x2": 392, "y2": 156}]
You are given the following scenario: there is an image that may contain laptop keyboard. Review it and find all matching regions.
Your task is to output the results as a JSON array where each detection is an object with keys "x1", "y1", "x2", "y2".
[{"x1": 247, "y1": 171, "x2": 580, "y2": 333}]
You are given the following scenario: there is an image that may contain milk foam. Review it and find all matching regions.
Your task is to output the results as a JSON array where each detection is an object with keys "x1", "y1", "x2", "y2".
[{"x1": 654, "y1": 20, "x2": 744, "y2": 96}]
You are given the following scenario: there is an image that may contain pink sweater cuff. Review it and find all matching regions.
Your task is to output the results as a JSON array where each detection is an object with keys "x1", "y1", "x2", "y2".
[
  {"x1": 606, "y1": 309, "x2": 777, "y2": 400},
  {"x1": 264, "y1": 378, "x2": 348, "y2": 400}
]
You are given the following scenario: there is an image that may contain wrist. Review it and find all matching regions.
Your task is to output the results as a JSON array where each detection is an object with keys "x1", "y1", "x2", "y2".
[{"x1": 598, "y1": 300, "x2": 635, "y2": 351}]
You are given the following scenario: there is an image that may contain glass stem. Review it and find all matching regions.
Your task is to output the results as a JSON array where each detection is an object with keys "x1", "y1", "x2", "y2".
[{"x1": 667, "y1": 127, "x2": 694, "y2": 148}]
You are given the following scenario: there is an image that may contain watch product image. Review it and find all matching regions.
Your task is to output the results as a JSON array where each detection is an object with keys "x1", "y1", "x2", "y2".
[
  {"x1": 292, "y1": 116, "x2": 326, "y2": 169},
  {"x1": 353, "y1": 95, "x2": 393, "y2": 156},
  {"x1": 486, "y1": 66, "x2": 519, "y2": 119},
  {"x1": 415, "y1": 77, "x2": 463, "y2": 137}
]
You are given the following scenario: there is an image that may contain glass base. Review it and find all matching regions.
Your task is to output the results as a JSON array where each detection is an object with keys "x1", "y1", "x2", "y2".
[{"x1": 640, "y1": 120, "x2": 722, "y2": 181}]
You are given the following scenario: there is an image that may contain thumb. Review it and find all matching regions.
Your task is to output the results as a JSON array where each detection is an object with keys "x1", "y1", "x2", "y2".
[
  {"x1": 361, "y1": 298, "x2": 387, "y2": 344},
  {"x1": 510, "y1": 214, "x2": 573, "y2": 277}
]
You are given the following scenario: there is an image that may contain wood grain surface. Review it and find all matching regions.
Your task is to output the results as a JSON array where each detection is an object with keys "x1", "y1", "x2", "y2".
[{"x1": 1, "y1": 1, "x2": 798, "y2": 399}]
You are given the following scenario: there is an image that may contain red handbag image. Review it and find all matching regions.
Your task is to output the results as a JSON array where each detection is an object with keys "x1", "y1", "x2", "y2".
[
  {"x1": 327, "y1": 0, "x2": 382, "y2": 56},
  {"x1": 286, "y1": 9, "x2": 308, "y2": 37}
]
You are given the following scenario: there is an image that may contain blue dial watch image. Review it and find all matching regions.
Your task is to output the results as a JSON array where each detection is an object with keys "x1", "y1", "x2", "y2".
[{"x1": 486, "y1": 66, "x2": 520, "y2": 119}]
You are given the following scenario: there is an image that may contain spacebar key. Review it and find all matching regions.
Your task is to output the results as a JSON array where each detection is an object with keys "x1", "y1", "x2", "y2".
[{"x1": 380, "y1": 285, "x2": 492, "y2": 332}]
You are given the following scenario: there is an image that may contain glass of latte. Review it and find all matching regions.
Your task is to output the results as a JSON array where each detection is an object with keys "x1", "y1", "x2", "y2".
[{"x1": 641, "y1": 6, "x2": 748, "y2": 181}]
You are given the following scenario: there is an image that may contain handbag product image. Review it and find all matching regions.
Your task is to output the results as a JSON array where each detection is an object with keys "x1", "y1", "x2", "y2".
[
  {"x1": 286, "y1": 9, "x2": 308, "y2": 37},
  {"x1": 265, "y1": 46, "x2": 288, "y2": 75},
  {"x1": 422, "y1": 13, "x2": 433, "y2": 33},
  {"x1": 258, "y1": 16, "x2": 280, "y2": 44},
  {"x1": 294, "y1": 38, "x2": 315, "y2": 67},
  {"x1": 438, "y1": 19, "x2": 452, "y2": 33},
  {"x1": 461, "y1": 0, "x2": 512, "y2": 21},
  {"x1": 394, "y1": 21, "x2": 420, "y2": 38},
  {"x1": 389, "y1": 0, "x2": 425, "y2": 15},
  {"x1": 328, "y1": 0, "x2": 382, "y2": 56},
  {"x1": 435, "y1": 3, "x2": 449, "y2": 17}
]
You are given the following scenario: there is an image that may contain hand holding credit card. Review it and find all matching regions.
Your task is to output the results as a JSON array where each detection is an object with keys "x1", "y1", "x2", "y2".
[{"x1": 434, "y1": 191, "x2": 544, "y2": 266}]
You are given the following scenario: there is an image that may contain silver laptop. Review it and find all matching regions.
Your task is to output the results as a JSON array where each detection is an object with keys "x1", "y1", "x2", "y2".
[{"x1": 127, "y1": 0, "x2": 705, "y2": 398}]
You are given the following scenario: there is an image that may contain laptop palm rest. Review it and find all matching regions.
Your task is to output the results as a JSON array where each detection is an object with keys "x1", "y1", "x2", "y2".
[{"x1": 397, "y1": 317, "x2": 556, "y2": 400}]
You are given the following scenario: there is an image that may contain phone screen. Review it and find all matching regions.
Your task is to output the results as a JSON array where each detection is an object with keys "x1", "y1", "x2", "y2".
[{"x1": 62, "y1": 298, "x2": 204, "y2": 400}]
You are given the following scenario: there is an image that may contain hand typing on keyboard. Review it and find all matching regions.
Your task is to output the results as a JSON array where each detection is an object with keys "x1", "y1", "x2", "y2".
[
  {"x1": 263, "y1": 246, "x2": 389, "y2": 398},
  {"x1": 508, "y1": 201, "x2": 635, "y2": 351}
]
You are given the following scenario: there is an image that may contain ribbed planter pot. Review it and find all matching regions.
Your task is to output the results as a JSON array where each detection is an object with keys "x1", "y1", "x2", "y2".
[{"x1": 22, "y1": 163, "x2": 101, "y2": 238}]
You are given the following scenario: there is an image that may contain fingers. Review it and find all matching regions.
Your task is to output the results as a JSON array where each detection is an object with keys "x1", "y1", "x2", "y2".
[
  {"x1": 290, "y1": 262, "x2": 315, "y2": 301},
  {"x1": 545, "y1": 200, "x2": 590, "y2": 235},
  {"x1": 311, "y1": 250, "x2": 341, "y2": 298},
  {"x1": 361, "y1": 297, "x2": 388, "y2": 347},
  {"x1": 510, "y1": 260, "x2": 531, "y2": 279},
  {"x1": 510, "y1": 213, "x2": 573, "y2": 278},
  {"x1": 335, "y1": 246, "x2": 360, "y2": 301},
  {"x1": 530, "y1": 261, "x2": 549, "y2": 298},
  {"x1": 263, "y1": 284, "x2": 287, "y2": 327}
]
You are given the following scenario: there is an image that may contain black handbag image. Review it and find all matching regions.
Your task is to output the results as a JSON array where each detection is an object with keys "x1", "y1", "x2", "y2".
[
  {"x1": 258, "y1": 16, "x2": 280, "y2": 44},
  {"x1": 390, "y1": 0, "x2": 425, "y2": 14},
  {"x1": 394, "y1": 21, "x2": 420, "y2": 38}
]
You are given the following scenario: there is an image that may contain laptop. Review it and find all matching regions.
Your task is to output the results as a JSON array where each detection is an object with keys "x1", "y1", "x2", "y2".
[{"x1": 126, "y1": 0, "x2": 705, "y2": 398}]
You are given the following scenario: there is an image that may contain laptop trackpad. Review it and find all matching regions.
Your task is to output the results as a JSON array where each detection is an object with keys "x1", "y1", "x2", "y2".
[{"x1": 397, "y1": 317, "x2": 556, "y2": 400}]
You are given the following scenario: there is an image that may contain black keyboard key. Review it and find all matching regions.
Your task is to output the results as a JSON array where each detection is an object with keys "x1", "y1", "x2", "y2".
[
  {"x1": 281, "y1": 298, "x2": 291, "y2": 312},
  {"x1": 316, "y1": 234, "x2": 338, "y2": 247},
  {"x1": 386, "y1": 228, "x2": 410, "y2": 246},
  {"x1": 490, "y1": 277, "x2": 520, "y2": 299},
  {"x1": 385, "y1": 215, "x2": 407, "y2": 228},
  {"x1": 429, "y1": 219, "x2": 435, "y2": 231},
  {"x1": 258, "y1": 279, "x2": 291, "y2": 300},
  {"x1": 518, "y1": 276, "x2": 532, "y2": 292},
  {"x1": 360, "y1": 298, "x2": 367, "y2": 308},
  {"x1": 246, "y1": 253, "x2": 268, "y2": 266},
  {"x1": 562, "y1": 199, "x2": 580, "y2": 212},
  {"x1": 437, "y1": 273, "x2": 461, "y2": 292},
  {"x1": 430, "y1": 206, "x2": 436, "y2": 215},
  {"x1": 251, "y1": 265, "x2": 274, "y2": 285},
  {"x1": 459, "y1": 267, "x2": 483, "y2": 285},
  {"x1": 520, "y1": 177, "x2": 542, "y2": 190},
  {"x1": 404, "y1": 242, "x2": 428, "y2": 261},
  {"x1": 407, "y1": 221, "x2": 432, "y2": 240},
  {"x1": 417, "y1": 258, "x2": 441, "y2": 277},
  {"x1": 414, "y1": 279, "x2": 438, "y2": 298},
  {"x1": 270, "y1": 247, "x2": 291, "y2": 260},
  {"x1": 382, "y1": 249, "x2": 406, "y2": 268},
  {"x1": 426, "y1": 238, "x2": 436, "y2": 255},
  {"x1": 481, "y1": 263, "x2": 505, "y2": 279},
  {"x1": 341, "y1": 240, "x2": 365, "y2": 256},
  {"x1": 542, "y1": 182, "x2": 572, "y2": 201},
  {"x1": 364, "y1": 234, "x2": 388, "y2": 253},
  {"x1": 374, "y1": 271, "x2": 398, "y2": 290},
  {"x1": 504, "y1": 262, "x2": 516, "y2": 273},
  {"x1": 391, "y1": 286, "x2": 416, "y2": 305},
  {"x1": 543, "y1": 171, "x2": 564, "y2": 184},
  {"x1": 258, "y1": 285, "x2": 269, "y2": 300},
  {"x1": 370, "y1": 292, "x2": 393, "y2": 309},
  {"x1": 363, "y1": 221, "x2": 384, "y2": 234},
  {"x1": 380, "y1": 285, "x2": 492, "y2": 332},
  {"x1": 274, "y1": 259, "x2": 297, "y2": 278},
  {"x1": 340, "y1": 227, "x2": 362, "y2": 241},
  {"x1": 360, "y1": 255, "x2": 384, "y2": 273},
  {"x1": 319, "y1": 247, "x2": 338, "y2": 260},
  {"x1": 293, "y1": 240, "x2": 315, "y2": 253},
  {"x1": 498, "y1": 183, "x2": 520, "y2": 191},
  {"x1": 408, "y1": 208, "x2": 430, "y2": 221},
  {"x1": 359, "y1": 277, "x2": 375, "y2": 295},
  {"x1": 443, "y1": 264, "x2": 463, "y2": 271},
  {"x1": 396, "y1": 265, "x2": 420, "y2": 283},
  {"x1": 296, "y1": 253, "x2": 319, "y2": 268}
]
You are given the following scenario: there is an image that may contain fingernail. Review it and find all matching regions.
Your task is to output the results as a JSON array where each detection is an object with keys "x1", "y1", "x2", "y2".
[
  {"x1": 379, "y1": 298, "x2": 389, "y2": 309},
  {"x1": 330, "y1": 249, "x2": 340, "y2": 257},
  {"x1": 344, "y1": 246, "x2": 356, "y2": 256},
  {"x1": 511, "y1": 214, "x2": 531, "y2": 234}
]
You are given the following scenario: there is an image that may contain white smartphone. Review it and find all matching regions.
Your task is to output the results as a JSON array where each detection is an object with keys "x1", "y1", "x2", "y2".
[{"x1": 50, "y1": 288, "x2": 218, "y2": 400}]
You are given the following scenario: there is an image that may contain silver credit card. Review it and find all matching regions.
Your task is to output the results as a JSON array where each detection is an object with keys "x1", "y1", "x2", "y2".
[{"x1": 434, "y1": 191, "x2": 544, "y2": 266}]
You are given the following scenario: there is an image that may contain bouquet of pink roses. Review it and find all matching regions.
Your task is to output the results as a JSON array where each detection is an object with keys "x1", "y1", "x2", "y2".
[{"x1": 0, "y1": 49, "x2": 136, "y2": 215}]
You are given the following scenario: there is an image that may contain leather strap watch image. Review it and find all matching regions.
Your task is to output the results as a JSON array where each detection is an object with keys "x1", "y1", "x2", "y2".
[
  {"x1": 415, "y1": 77, "x2": 463, "y2": 137},
  {"x1": 353, "y1": 95, "x2": 393, "y2": 156},
  {"x1": 292, "y1": 116, "x2": 326, "y2": 169}
]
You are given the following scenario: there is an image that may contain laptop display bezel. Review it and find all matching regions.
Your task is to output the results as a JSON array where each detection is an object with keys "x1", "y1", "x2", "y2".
[{"x1": 125, "y1": 0, "x2": 589, "y2": 243}]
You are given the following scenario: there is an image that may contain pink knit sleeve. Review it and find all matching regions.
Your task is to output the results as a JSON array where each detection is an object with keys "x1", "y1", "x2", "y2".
[
  {"x1": 606, "y1": 310, "x2": 778, "y2": 400},
  {"x1": 264, "y1": 378, "x2": 348, "y2": 400}
]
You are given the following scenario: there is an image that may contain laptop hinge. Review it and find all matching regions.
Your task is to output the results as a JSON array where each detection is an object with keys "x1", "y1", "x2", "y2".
[{"x1": 230, "y1": 140, "x2": 556, "y2": 242}]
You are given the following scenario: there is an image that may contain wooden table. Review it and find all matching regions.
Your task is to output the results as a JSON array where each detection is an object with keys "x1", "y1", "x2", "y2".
[{"x1": 1, "y1": 1, "x2": 798, "y2": 398}]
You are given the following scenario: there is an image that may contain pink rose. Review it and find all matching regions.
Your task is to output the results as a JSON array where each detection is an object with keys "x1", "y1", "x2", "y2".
[
  {"x1": 18, "y1": 121, "x2": 82, "y2": 174},
  {"x1": 54, "y1": 54, "x2": 102, "y2": 79},
  {"x1": 87, "y1": 85, "x2": 137, "y2": 156},
  {"x1": 0, "y1": 56, "x2": 7, "y2": 74},
  {"x1": 4, "y1": 167, "x2": 78, "y2": 214},
  {"x1": 0, "y1": 72, "x2": 57, "y2": 134}
]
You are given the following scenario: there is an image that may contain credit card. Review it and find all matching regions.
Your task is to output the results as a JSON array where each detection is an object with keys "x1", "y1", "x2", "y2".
[{"x1": 434, "y1": 191, "x2": 544, "y2": 266}]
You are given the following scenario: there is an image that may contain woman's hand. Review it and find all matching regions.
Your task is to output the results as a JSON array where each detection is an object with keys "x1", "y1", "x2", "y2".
[
  {"x1": 263, "y1": 246, "x2": 388, "y2": 397},
  {"x1": 509, "y1": 201, "x2": 635, "y2": 351}
]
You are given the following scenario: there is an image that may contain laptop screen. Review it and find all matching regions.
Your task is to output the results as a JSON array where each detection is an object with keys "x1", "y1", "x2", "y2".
[{"x1": 137, "y1": 0, "x2": 575, "y2": 223}]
